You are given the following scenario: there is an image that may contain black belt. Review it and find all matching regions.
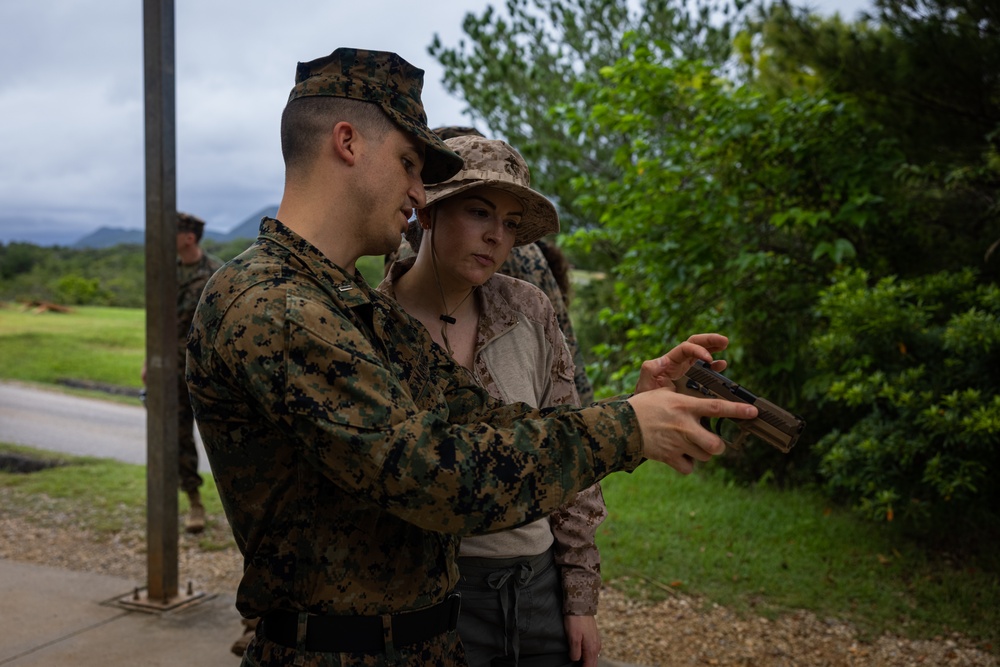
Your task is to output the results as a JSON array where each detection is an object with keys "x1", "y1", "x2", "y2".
[{"x1": 261, "y1": 593, "x2": 461, "y2": 654}]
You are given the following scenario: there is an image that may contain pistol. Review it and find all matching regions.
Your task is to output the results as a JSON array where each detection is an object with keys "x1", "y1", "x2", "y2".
[{"x1": 677, "y1": 360, "x2": 805, "y2": 453}]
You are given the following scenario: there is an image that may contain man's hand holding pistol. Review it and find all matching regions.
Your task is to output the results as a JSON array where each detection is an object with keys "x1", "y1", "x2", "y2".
[{"x1": 626, "y1": 334, "x2": 805, "y2": 474}]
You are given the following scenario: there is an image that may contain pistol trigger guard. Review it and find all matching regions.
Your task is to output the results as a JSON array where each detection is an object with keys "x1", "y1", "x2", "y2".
[{"x1": 731, "y1": 429, "x2": 749, "y2": 450}]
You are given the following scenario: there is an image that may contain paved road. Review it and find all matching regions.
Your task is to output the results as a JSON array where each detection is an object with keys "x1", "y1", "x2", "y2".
[{"x1": 0, "y1": 381, "x2": 209, "y2": 471}]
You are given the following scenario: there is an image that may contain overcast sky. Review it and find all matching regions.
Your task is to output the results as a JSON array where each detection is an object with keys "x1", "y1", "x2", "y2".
[{"x1": 0, "y1": 0, "x2": 870, "y2": 246}]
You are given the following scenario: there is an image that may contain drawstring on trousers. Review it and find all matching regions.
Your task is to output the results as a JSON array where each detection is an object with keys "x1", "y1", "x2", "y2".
[{"x1": 486, "y1": 560, "x2": 536, "y2": 665}]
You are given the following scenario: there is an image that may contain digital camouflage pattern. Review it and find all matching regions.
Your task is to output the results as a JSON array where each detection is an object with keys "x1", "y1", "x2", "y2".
[
  {"x1": 432, "y1": 126, "x2": 483, "y2": 141},
  {"x1": 424, "y1": 136, "x2": 559, "y2": 247},
  {"x1": 177, "y1": 250, "x2": 222, "y2": 493},
  {"x1": 185, "y1": 218, "x2": 642, "y2": 625},
  {"x1": 500, "y1": 244, "x2": 595, "y2": 405},
  {"x1": 177, "y1": 251, "x2": 223, "y2": 358},
  {"x1": 379, "y1": 259, "x2": 606, "y2": 616},
  {"x1": 289, "y1": 48, "x2": 462, "y2": 184}
]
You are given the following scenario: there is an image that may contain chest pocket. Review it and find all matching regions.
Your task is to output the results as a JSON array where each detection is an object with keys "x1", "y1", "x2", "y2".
[{"x1": 368, "y1": 297, "x2": 440, "y2": 410}]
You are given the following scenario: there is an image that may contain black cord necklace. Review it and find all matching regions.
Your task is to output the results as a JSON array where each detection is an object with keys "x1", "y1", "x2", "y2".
[
  {"x1": 430, "y1": 239, "x2": 476, "y2": 355},
  {"x1": 438, "y1": 287, "x2": 475, "y2": 324}
]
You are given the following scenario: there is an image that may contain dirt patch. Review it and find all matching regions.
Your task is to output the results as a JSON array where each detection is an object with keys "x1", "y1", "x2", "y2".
[{"x1": 0, "y1": 496, "x2": 994, "y2": 667}]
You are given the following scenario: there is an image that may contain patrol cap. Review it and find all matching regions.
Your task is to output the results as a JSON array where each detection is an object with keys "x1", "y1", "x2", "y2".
[
  {"x1": 176, "y1": 212, "x2": 205, "y2": 235},
  {"x1": 289, "y1": 48, "x2": 463, "y2": 184},
  {"x1": 424, "y1": 136, "x2": 559, "y2": 247}
]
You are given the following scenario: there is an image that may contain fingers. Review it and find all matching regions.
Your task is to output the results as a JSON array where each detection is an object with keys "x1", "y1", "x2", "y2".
[
  {"x1": 636, "y1": 333, "x2": 731, "y2": 394},
  {"x1": 663, "y1": 334, "x2": 729, "y2": 377},
  {"x1": 672, "y1": 454, "x2": 695, "y2": 476},
  {"x1": 564, "y1": 616, "x2": 601, "y2": 667},
  {"x1": 699, "y1": 396, "x2": 758, "y2": 422},
  {"x1": 662, "y1": 342, "x2": 713, "y2": 370},
  {"x1": 563, "y1": 616, "x2": 601, "y2": 667},
  {"x1": 686, "y1": 332, "x2": 729, "y2": 353},
  {"x1": 567, "y1": 637, "x2": 582, "y2": 662},
  {"x1": 628, "y1": 389, "x2": 755, "y2": 474}
]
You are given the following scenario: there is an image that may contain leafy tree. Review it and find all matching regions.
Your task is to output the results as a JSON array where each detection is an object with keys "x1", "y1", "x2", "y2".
[
  {"x1": 0, "y1": 244, "x2": 146, "y2": 307},
  {"x1": 811, "y1": 268, "x2": 1000, "y2": 536},
  {"x1": 54, "y1": 274, "x2": 107, "y2": 305},
  {"x1": 0, "y1": 243, "x2": 48, "y2": 281},
  {"x1": 748, "y1": 0, "x2": 1000, "y2": 164},
  {"x1": 734, "y1": 0, "x2": 1000, "y2": 516},
  {"x1": 430, "y1": 0, "x2": 753, "y2": 238},
  {"x1": 0, "y1": 239, "x2": 251, "y2": 308},
  {"x1": 743, "y1": 0, "x2": 1000, "y2": 280}
]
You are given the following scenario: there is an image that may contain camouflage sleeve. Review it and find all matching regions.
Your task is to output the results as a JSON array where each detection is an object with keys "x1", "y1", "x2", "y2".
[
  {"x1": 215, "y1": 291, "x2": 643, "y2": 537},
  {"x1": 178, "y1": 255, "x2": 222, "y2": 353},
  {"x1": 551, "y1": 483, "x2": 607, "y2": 615},
  {"x1": 177, "y1": 278, "x2": 211, "y2": 356},
  {"x1": 177, "y1": 281, "x2": 204, "y2": 342},
  {"x1": 538, "y1": 303, "x2": 607, "y2": 616}
]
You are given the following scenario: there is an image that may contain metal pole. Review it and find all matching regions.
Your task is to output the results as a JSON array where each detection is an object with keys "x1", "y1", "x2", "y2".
[{"x1": 143, "y1": 0, "x2": 178, "y2": 603}]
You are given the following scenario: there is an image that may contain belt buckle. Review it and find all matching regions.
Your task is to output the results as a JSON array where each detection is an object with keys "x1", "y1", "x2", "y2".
[{"x1": 446, "y1": 592, "x2": 461, "y2": 631}]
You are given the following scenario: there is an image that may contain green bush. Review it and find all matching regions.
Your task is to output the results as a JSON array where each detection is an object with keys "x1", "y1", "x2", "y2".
[
  {"x1": 810, "y1": 268, "x2": 1000, "y2": 534},
  {"x1": 54, "y1": 274, "x2": 107, "y2": 305}
]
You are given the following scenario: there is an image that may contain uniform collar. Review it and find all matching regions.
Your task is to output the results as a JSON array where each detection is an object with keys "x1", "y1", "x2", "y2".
[{"x1": 259, "y1": 216, "x2": 371, "y2": 309}]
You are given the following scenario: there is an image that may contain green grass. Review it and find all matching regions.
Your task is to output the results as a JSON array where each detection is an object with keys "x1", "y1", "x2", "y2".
[
  {"x1": 598, "y1": 463, "x2": 999, "y2": 649},
  {"x1": 0, "y1": 304, "x2": 144, "y2": 389},
  {"x1": 0, "y1": 442, "x2": 224, "y2": 535}
]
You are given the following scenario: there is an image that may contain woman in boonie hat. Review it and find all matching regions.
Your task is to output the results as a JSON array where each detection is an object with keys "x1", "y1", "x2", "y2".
[{"x1": 378, "y1": 135, "x2": 607, "y2": 667}]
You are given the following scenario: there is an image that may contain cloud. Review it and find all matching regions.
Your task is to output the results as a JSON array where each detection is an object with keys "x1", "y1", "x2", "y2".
[
  {"x1": 0, "y1": 0, "x2": 481, "y2": 245},
  {"x1": 0, "y1": 0, "x2": 870, "y2": 246}
]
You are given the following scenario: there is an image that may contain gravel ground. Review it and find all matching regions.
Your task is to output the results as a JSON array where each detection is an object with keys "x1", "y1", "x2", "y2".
[{"x1": 0, "y1": 494, "x2": 995, "y2": 667}]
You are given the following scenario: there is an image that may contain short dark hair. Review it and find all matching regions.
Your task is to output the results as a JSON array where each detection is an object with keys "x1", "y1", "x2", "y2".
[
  {"x1": 177, "y1": 212, "x2": 206, "y2": 243},
  {"x1": 280, "y1": 96, "x2": 396, "y2": 171}
]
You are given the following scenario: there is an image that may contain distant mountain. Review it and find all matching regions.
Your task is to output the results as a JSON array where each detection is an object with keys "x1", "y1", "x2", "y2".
[
  {"x1": 72, "y1": 227, "x2": 145, "y2": 249},
  {"x1": 71, "y1": 205, "x2": 279, "y2": 249},
  {"x1": 213, "y1": 205, "x2": 279, "y2": 242}
]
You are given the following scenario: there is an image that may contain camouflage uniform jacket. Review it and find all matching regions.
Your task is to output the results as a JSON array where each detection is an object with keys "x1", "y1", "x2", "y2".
[
  {"x1": 499, "y1": 244, "x2": 594, "y2": 404},
  {"x1": 185, "y1": 218, "x2": 643, "y2": 619},
  {"x1": 379, "y1": 258, "x2": 607, "y2": 616},
  {"x1": 177, "y1": 251, "x2": 223, "y2": 359}
]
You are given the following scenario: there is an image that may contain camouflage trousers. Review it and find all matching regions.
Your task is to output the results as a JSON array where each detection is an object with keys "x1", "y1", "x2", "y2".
[
  {"x1": 240, "y1": 625, "x2": 468, "y2": 667},
  {"x1": 178, "y1": 374, "x2": 202, "y2": 494}
]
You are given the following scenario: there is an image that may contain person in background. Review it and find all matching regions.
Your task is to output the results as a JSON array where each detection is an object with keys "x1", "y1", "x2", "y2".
[
  {"x1": 186, "y1": 46, "x2": 755, "y2": 667},
  {"x1": 378, "y1": 134, "x2": 603, "y2": 666},
  {"x1": 142, "y1": 211, "x2": 222, "y2": 534}
]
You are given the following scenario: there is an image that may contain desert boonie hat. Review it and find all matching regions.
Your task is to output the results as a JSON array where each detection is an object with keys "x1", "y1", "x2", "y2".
[
  {"x1": 432, "y1": 126, "x2": 485, "y2": 141},
  {"x1": 424, "y1": 136, "x2": 559, "y2": 247},
  {"x1": 288, "y1": 48, "x2": 463, "y2": 184}
]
